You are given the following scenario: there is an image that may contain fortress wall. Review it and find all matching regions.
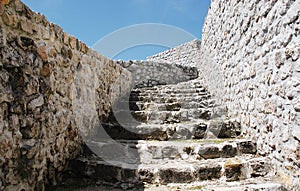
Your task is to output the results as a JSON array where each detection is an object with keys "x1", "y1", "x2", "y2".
[
  {"x1": 147, "y1": 39, "x2": 201, "y2": 68},
  {"x1": 116, "y1": 60, "x2": 198, "y2": 88},
  {"x1": 0, "y1": 0, "x2": 131, "y2": 190},
  {"x1": 2, "y1": 0, "x2": 300, "y2": 190},
  {"x1": 200, "y1": 0, "x2": 300, "y2": 189}
]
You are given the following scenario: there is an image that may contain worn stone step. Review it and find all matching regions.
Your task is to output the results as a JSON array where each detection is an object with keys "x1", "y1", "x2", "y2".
[
  {"x1": 110, "y1": 109, "x2": 213, "y2": 124},
  {"x1": 166, "y1": 92, "x2": 209, "y2": 98},
  {"x1": 84, "y1": 139, "x2": 256, "y2": 164},
  {"x1": 196, "y1": 183, "x2": 287, "y2": 191},
  {"x1": 131, "y1": 86, "x2": 207, "y2": 94},
  {"x1": 129, "y1": 94, "x2": 212, "y2": 103},
  {"x1": 114, "y1": 100, "x2": 214, "y2": 112},
  {"x1": 100, "y1": 120, "x2": 241, "y2": 140},
  {"x1": 61, "y1": 155, "x2": 271, "y2": 188},
  {"x1": 130, "y1": 91, "x2": 209, "y2": 99},
  {"x1": 50, "y1": 177, "x2": 285, "y2": 191},
  {"x1": 143, "y1": 178, "x2": 286, "y2": 191},
  {"x1": 131, "y1": 100, "x2": 215, "y2": 111},
  {"x1": 115, "y1": 101, "x2": 216, "y2": 113}
]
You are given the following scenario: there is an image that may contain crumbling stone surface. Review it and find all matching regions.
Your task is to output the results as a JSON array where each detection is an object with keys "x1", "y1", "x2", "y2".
[
  {"x1": 224, "y1": 159, "x2": 244, "y2": 182},
  {"x1": 200, "y1": 0, "x2": 300, "y2": 189},
  {"x1": 116, "y1": 60, "x2": 198, "y2": 88},
  {"x1": 1, "y1": 0, "x2": 299, "y2": 190},
  {"x1": 147, "y1": 39, "x2": 201, "y2": 68},
  {"x1": 0, "y1": 0, "x2": 131, "y2": 190}
]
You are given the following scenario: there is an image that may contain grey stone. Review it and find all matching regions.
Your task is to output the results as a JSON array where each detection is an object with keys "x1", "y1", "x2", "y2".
[
  {"x1": 138, "y1": 168, "x2": 155, "y2": 183},
  {"x1": 195, "y1": 163, "x2": 222, "y2": 180},
  {"x1": 161, "y1": 146, "x2": 179, "y2": 159},
  {"x1": 193, "y1": 123, "x2": 207, "y2": 139},
  {"x1": 27, "y1": 95, "x2": 44, "y2": 110},
  {"x1": 249, "y1": 158, "x2": 272, "y2": 178},
  {"x1": 237, "y1": 141, "x2": 257, "y2": 154},
  {"x1": 159, "y1": 167, "x2": 194, "y2": 184},
  {"x1": 224, "y1": 162, "x2": 243, "y2": 182},
  {"x1": 198, "y1": 146, "x2": 221, "y2": 159},
  {"x1": 221, "y1": 145, "x2": 238, "y2": 158}
]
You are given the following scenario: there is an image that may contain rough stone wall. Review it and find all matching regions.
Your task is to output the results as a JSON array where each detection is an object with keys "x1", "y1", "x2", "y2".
[
  {"x1": 0, "y1": 0, "x2": 131, "y2": 190},
  {"x1": 147, "y1": 39, "x2": 201, "y2": 68},
  {"x1": 200, "y1": 0, "x2": 300, "y2": 189},
  {"x1": 116, "y1": 60, "x2": 198, "y2": 88}
]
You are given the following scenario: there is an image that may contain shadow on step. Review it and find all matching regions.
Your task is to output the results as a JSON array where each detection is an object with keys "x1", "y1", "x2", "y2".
[
  {"x1": 48, "y1": 91, "x2": 148, "y2": 190},
  {"x1": 47, "y1": 144, "x2": 145, "y2": 191},
  {"x1": 101, "y1": 113, "x2": 173, "y2": 141},
  {"x1": 99, "y1": 90, "x2": 179, "y2": 141},
  {"x1": 47, "y1": 85, "x2": 242, "y2": 190}
]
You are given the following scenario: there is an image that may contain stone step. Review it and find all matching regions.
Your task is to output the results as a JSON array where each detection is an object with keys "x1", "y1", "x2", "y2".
[
  {"x1": 133, "y1": 100, "x2": 215, "y2": 111},
  {"x1": 114, "y1": 100, "x2": 216, "y2": 113},
  {"x1": 130, "y1": 91, "x2": 209, "y2": 99},
  {"x1": 129, "y1": 94, "x2": 212, "y2": 103},
  {"x1": 110, "y1": 109, "x2": 213, "y2": 124},
  {"x1": 50, "y1": 177, "x2": 285, "y2": 191},
  {"x1": 144, "y1": 178, "x2": 286, "y2": 191},
  {"x1": 100, "y1": 120, "x2": 241, "y2": 140},
  {"x1": 190, "y1": 183, "x2": 286, "y2": 191},
  {"x1": 84, "y1": 139, "x2": 256, "y2": 164},
  {"x1": 61, "y1": 155, "x2": 271, "y2": 188},
  {"x1": 131, "y1": 86, "x2": 207, "y2": 94},
  {"x1": 130, "y1": 90, "x2": 211, "y2": 97}
]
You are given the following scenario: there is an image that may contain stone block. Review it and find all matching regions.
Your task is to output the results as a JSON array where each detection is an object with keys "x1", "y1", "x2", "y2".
[
  {"x1": 195, "y1": 163, "x2": 222, "y2": 180},
  {"x1": 20, "y1": 17, "x2": 33, "y2": 34},
  {"x1": 159, "y1": 167, "x2": 194, "y2": 184},
  {"x1": 198, "y1": 146, "x2": 221, "y2": 159},
  {"x1": 138, "y1": 168, "x2": 155, "y2": 183},
  {"x1": 221, "y1": 144, "x2": 238, "y2": 158},
  {"x1": 249, "y1": 158, "x2": 272, "y2": 178},
  {"x1": 0, "y1": 0, "x2": 10, "y2": 5},
  {"x1": 193, "y1": 123, "x2": 207, "y2": 139},
  {"x1": 2, "y1": 11, "x2": 18, "y2": 28},
  {"x1": 36, "y1": 46, "x2": 48, "y2": 62},
  {"x1": 237, "y1": 141, "x2": 257, "y2": 154},
  {"x1": 224, "y1": 159, "x2": 243, "y2": 181},
  {"x1": 162, "y1": 146, "x2": 179, "y2": 159}
]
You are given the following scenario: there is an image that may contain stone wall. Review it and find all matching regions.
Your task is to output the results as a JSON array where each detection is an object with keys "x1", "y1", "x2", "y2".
[
  {"x1": 0, "y1": 0, "x2": 131, "y2": 190},
  {"x1": 147, "y1": 39, "x2": 201, "y2": 68},
  {"x1": 200, "y1": 0, "x2": 300, "y2": 189},
  {"x1": 116, "y1": 60, "x2": 198, "y2": 88}
]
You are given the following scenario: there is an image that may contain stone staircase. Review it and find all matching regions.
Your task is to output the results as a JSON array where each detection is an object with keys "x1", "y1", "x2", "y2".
[{"x1": 50, "y1": 80, "x2": 285, "y2": 191}]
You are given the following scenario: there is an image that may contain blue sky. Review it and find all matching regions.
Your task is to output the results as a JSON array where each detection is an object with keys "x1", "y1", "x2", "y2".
[{"x1": 22, "y1": 0, "x2": 211, "y2": 60}]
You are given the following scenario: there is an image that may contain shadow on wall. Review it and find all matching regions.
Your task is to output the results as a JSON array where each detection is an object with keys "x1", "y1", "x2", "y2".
[
  {"x1": 46, "y1": 76, "x2": 146, "y2": 191},
  {"x1": 48, "y1": 57, "x2": 204, "y2": 190},
  {"x1": 198, "y1": 47, "x2": 227, "y2": 118}
]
